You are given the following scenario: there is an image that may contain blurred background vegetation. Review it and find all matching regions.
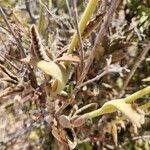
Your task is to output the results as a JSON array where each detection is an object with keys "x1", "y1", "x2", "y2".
[{"x1": 0, "y1": 0, "x2": 150, "y2": 149}]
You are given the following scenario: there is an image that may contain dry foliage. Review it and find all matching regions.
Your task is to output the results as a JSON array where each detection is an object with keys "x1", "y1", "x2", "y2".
[{"x1": 0, "y1": 0, "x2": 150, "y2": 150}]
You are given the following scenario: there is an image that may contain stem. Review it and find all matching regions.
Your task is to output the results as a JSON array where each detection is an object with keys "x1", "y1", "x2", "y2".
[
  {"x1": 120, "y1": 42, "x2": 150, "y2": 97},
  {"x1": 139, "y1": 102, "x2": 150, "y2": 110},
  {"x1": 85, "y1": 104, "x2": 112, "y2": 119},
  {"x1": 76, "y1": 70, "x2": 107, "y2": 90},
  {"x1": 72, "y1": 0, "x2": 84, "y2": 70},
  {"x1": 124, "y1": 86, "x2": 150, "y2": 103},
  {"x1": 78, "y1": 0, "x2": 121, "y2": 84},
  {"x1": 67, "y1": 0, "x2": 99, "y2": 54},
  {"x1": 85, "y1": 86, "x2": 150, "y2": 119},
  {"x1": 38, "y1": 0, "x2": 46, "y2": 34},
  {"x1": 0, "y1": 7, "x2": 26, "y2": 58}
]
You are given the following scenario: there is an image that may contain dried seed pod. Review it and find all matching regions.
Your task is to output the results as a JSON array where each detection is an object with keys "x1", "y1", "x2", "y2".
[{"x1": 30, "y1": 24, "x2": 51, "y2": 61}]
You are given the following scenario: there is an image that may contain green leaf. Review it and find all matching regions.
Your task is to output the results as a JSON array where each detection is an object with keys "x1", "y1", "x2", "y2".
[
  {"x1": 86, "y1": 99, "x2": 145, "y2": 127},
  {"x1": 67, "y1": 0, "x2": 99, "y2": 54},
  {"x1": 38, "y1": 0, "x2": 48, "y2": 34},
  {"x1": 84, "y1": 86, "x2": 150, "y2": 127},
  {"x1": 37, "y1": 60, "x2": 70, "y2": 94}
]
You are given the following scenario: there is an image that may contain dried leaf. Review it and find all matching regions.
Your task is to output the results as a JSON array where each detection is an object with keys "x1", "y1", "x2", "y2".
[
  {"x1": 112, "y1": 124, "x2": 118, "y2": 146},
  {"x1": 58, "y1": 115, "x2": 71, "y2": 128},
  {"x1": 94, "y1": 43, "x2": 104, "y2": 61},
  {"x1": 67, "y1": 129, "x2": 77, "y2": 150},
  {"x1": 55, "y1": 55, "x2": 80, "y2": 63},
  {"x1": 71, "y1": 115, "x2": 88, "y2": 127},
  {"x1": 111, "y1": 50, "x2": 126, "y2": 63},
  {"x1": 52, "y1": 125, "x2": 67, "y2": 144},
  {"x1": 82, "y1": 11, "x2": 105, "y2": 39}
]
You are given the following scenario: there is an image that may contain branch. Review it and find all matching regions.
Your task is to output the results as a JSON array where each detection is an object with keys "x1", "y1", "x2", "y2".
[
  {"x1": 72, "y1": 0, "x2": 84, "y2": 70},
  {"x1": 67, "y1": 0, "x2": 99, "y2": 54},
  {"x1": 0, "y1": 7, "x2": 26, "y2": 58},
  {"x1": 78, "y1": 0, "x2": 121, "y2": 85},
  {"x1": 119, "y1": 42, "x2": 150, "y2": 97}
]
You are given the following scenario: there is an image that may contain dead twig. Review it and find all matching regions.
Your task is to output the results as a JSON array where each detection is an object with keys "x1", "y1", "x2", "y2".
[
  {"x1": 77, "y1": 0, "x2": 121, "y2": 85},
  {"x1": 25, "y1": 0, "x2": 36, "y2": 23},
  {"x1": 0, "y1": 78, "x2": 18, "y2": 85},
  {"x1": 72, "y1": 0, "x2": 84, "y2": 71},
  {"x1": 0, "y1": 7, "x2": 26, "y2": 58},
  {"x1": 132, "y1": 135, "x2": 150, "y2": 141},
  {"x1": 65, "y1": 0, "x2": 72, "y2": 23},
  {"x1": 76, "y1": 55, "x2": 129, "y2": 91},
  {"x1": 119, "y1": 42, "x2": 150, "y2": 97},
  {"x1": 0, "y1": 53, "x2": 21, "y2": 72},
  {"x1": 73, "y1": 103, "x2": 97, "y2": 116},
  {"x1": 76, "y1": 70, "x2": 107, "y2": 90},
  {"x1": 0, "y1": 64, "x2": 19, "y2": 83},
  {"x1": 0, "y1": 86, "x2": 23, "y2": 100}
]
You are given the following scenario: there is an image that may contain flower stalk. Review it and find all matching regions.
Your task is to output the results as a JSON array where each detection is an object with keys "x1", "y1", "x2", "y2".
[{"x1": 67, "y1": 0, "x2": 99, "y2": 54}]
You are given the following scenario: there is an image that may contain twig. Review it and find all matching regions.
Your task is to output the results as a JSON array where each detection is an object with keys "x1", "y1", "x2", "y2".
[
  {"x1": 38, "y1": 0, "x2": 61, "y2": 27},
  {"x1": 0, "y1": 86, "x2": 23, "y2": 100},
  {"x1": 39, "y1": 0, "x2": 52, "y2": 15},
  {"x1": 0, "y1": 34, "x2": 8, "y2": 51},
  {"x1": 0, "y1": 7, "x2": 26, "y2": 58},
  {"x1": 0, "y1": 78, "x2": 18, "y2": 85},
  {"x1": 0, "y1": 53, "x2": 21, "y2": 72},
  {"x1": 132, "y1": 135, "x2": 150, "y2": 141},
  {"x1": 0, "y1": 52, "x2": 20, "y2": 61},
  {"x1": 119, "y1": 42, "x2": 150, "y2": 97},
  {"x1": 65, "y1": 0, "x2": 72, "y2": 23},
  {"x1": 55, "y1": 102, "x2": 70, "y2": 116},
  {"x1": 76, "y1": 70, "x2": 107, "y2": 90},
  {"x1": 67, "y1": 0, "x2": 99, "y2": 54},
  {"x1": 76, "y1": 55, "x2": 129, "y2": 92},
  {"x1": 25, "y1": 0, "x2": 36, "y2": 23},
  {"x1": 72, "y1": 0, "x2": 84, "y2": 70},
  {"x1": 77, "y1": 0, "x2": 121, "y2": 85},
  {"x1": 0, "y1": 64, "x2": 18, "y2": 82},
  {"x1": 0, "y1": 24, "x2": 10, "y2": 33},
  {"x1": 73, "y1": 103, "x2": 97, "y2": 116}
]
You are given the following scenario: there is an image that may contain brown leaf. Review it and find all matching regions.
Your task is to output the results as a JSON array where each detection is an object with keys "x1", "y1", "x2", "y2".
[
  {"x1": 58, "y1": 115, "x2": 71, "y2": 128},
  {"x1": 94, "y1": 44, "x2": 105, "y2": 61},
  {"x1": 55, "y1": 54, "x2": 80, "y2": 63},
  {"x1": 52, "y1": 122, "x2": 67, "y2": 144},
  {"x1": 111, "y1": 50, "x2": 126, "y2": 63},
  {"x1": 71, "y1": 115, "x2": 88, "y2": 127}
]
